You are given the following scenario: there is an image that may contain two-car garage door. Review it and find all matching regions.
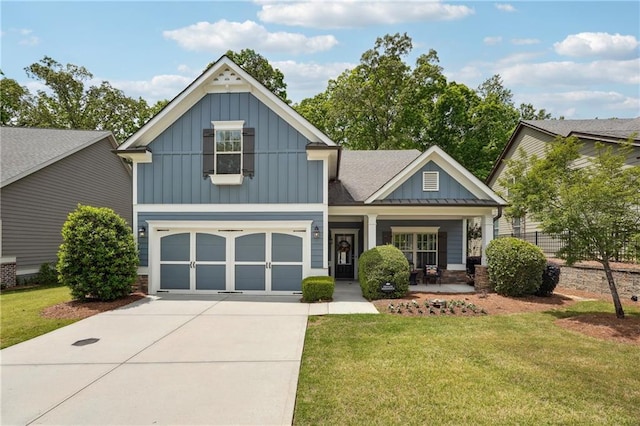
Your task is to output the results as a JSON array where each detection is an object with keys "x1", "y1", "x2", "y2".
[{"x1": 155, "y1": 228, "x2": 305, "y2": 293}]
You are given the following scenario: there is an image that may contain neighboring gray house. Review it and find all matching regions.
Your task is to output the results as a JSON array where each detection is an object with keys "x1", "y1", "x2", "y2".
[
  {"x1": 487, "y1": 118, "x2": 640, "y2": 238},
  {"x1": 117, "y1": 55, "x2": 505, "y2": 295},
  {"x1": 1, "y1": 127, "x2": 132, "y2": 285}
]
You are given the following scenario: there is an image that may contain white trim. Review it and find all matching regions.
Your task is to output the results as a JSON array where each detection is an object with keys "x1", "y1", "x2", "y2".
[
  {"x1": 118, "y1": 151, "x2": 152, "y2": 163},
  {"x1": 364, "y1": 145, "x2": 506, "y2": 205},
  {"x1": 447, "y1": 264, "x2": 466, "y2": 271},
  {"x1": 212, "y1": 120, "x2": 244, "y2": 129},
  {"x1": 210, "y1": 174, "x2": 244, "y2": 185},
  {"x1": 146, "y1": 220, "x2": 312, "y2": 231},
  {"x1": 0, "y1": 256, "x2": 16, "y2": 264},
  {"x1": 16, "y1": 267, "x2": 39, "y2": 276},
  {"x1": 135, "y1": 203, "x2": 326, "y2": 213},
  {"x1": 422, "y1": 171, "x2": 439, "y2": 191},
  {"x1": 118, "y1": 56, "x2": 336, "y2": 151},
  {"x1": 391, "y1": 226, "x2": 440, "y2": 233},
  {"x1": 330, "y1": 205, "x2": 496, "y2": 218}
]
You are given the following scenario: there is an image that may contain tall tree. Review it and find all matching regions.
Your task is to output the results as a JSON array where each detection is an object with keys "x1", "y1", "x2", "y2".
[
  {"x1": 207, "y1": 49, "x2": 289, "y2": 103},
  {"x1": 500, "y1": 137, "x2": 640, "y2": 318},
  {"x1": 17, "y1": 56, "x2": 159, "y2": 142},
  {"x1": 0, "y1": 71, "x2": 29, "y2": 125}
]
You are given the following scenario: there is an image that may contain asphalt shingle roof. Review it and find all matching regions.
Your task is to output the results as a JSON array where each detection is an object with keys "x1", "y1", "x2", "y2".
[
  {"x1": 523, "y1": 118, "x2": 640, "y2": 141},
  {"x1": 337, "y1": 149, "x2": 420, "y2": 202},
  {"x1": 1, "y1": 127, "x2": 113, "y2": 186}
]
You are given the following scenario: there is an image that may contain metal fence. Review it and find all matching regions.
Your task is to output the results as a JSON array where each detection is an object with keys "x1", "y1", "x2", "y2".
[{"x1": 497, "y1": 231, "x2": 639, "y2": 264}]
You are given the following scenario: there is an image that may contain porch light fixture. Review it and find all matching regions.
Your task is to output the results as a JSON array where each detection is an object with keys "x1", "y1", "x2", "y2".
[
  {"x1": 138, "y1": 226, "x2": 146, "y2": 238},
  {"x1": 313, "y1": 225, "x2": 320, "y2": 239}
]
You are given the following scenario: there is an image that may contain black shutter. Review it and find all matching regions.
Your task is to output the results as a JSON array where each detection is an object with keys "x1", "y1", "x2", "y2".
[
  {"x1": 438, "y1": 231, "x2": 448, "y2": 269},
  {"x1": 382, "y1": 231, "x2": 392, "y2": 246},
  {"x1": 242, "y1": 127, "x2": 255, "y2": 178},
  {"x1": 202, "y1": 128, "x2": 215, "y2": 178}
]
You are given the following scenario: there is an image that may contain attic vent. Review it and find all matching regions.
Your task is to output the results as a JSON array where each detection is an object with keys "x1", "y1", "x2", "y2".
[{"x1": 422, "y1": 171, "x2": 439, "y2": 192}]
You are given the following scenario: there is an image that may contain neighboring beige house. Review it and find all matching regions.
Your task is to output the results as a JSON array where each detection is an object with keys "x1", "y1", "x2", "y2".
[
  {"x1": 0, "y1": 127, "x2": 132, "y2": 286},
  {"x1": 487, "y1": 118, "x2": 640, "y2": 244}
]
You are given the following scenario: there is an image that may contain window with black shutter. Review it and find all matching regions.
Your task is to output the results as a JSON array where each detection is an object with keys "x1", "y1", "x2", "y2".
[{"x1": 203, "y1": 121, "x2": 254, "y2": 185}]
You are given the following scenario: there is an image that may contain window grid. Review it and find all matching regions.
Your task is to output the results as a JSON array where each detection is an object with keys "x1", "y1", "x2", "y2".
[
  {"x1": 394, "y1": 232, "x2": 438, "y2": 268},
  {"x1": 215, "y1": 129, "x2": 242, "y2": 175}
]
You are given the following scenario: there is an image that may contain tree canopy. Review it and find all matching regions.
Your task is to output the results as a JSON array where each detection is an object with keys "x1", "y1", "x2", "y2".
[
  {"x1": 294, "y1": 33, "x2": 551, "y2": 179},
  {"x1": 1, "y1": 57, "x2": 165, "y2": 143},
  {"x1": 500, "y1": 137, "x2": 640, "y2": 318}
]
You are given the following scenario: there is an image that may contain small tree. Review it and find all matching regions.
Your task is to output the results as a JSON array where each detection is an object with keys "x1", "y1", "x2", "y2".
[
  {"x1": 501, "y1": 136, "x2": 640, "y2": 318},
  {"x1": 57, "y1": 205, "x2": 138, "y2": 301}
]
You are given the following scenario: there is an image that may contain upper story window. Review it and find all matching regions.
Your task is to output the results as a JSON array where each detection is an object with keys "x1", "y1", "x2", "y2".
[
  {"x1": 422, "y1": 171, "x2": 439, "y2": 191},
  {"x1": 203, "y1": 121, "x2": 255, "y2": 185}
]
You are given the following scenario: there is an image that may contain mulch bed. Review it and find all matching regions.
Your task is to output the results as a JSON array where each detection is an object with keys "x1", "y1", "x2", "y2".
[{"x1": 41, "y1": 292, "x2": 146, "y2": 320}]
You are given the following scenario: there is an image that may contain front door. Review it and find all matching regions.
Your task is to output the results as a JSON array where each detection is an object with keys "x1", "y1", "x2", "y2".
[{"x1": 335, "y1": 233, "x2": 355, "y2": 279}]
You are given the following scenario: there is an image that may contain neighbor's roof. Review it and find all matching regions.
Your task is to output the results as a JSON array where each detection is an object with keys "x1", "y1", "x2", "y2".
[
  {"x1": 486, "y1": 117, "x2": 640, "y2": 184},
  {"x1": 1, "y1": 127, "x2": 116, "y2": 187}
]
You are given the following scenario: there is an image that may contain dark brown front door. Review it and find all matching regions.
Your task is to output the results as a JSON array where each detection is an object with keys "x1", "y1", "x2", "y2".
[{"x1": 335, "y1": 233, "x2": 354, "y2": 279}]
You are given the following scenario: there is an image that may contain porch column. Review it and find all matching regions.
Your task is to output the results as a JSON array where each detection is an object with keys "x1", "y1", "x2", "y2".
[
  {"x1": 462, "y1": 218, "x2": 468, "y2": 262},
  {"x1": 481, "y1": 214, "x2": 494, "y2": 265},
  {"x1": 367, "y1": 214, "x2": 377, "y2": 249}
]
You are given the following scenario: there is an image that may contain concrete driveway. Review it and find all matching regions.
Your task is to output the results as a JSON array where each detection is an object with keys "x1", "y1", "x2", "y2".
[{"x1": 1, "y1": 286, "x2": 377, "y2": 425}]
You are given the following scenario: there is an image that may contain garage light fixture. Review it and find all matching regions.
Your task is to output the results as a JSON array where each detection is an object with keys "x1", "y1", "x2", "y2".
[{"x1": 313, "y1": 225, "x2": 320, "y2": 239}]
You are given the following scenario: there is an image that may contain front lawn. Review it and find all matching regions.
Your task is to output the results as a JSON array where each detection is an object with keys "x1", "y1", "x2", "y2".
[
  {"x1": 0, "y1": 285, "x2": 76, "y2": 349},
  {"x1": 294, "y1": 303, "x2": 640, "y2": 425}
]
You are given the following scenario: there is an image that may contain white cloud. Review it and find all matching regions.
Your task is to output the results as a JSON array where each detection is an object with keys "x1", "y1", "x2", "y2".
[
  {"x1": 163, "y1": 20, "x2": 337, "y2": 54},
  {"x1": 511, "y1": 38, "x2": 540, "y2": 46},
  {"x1": 554, "y1": 32, "x2": 639, "y2": 59},
  {"x1": 112, "y1": 74, "x2": 193, "y2": 103},
  {"x1": 256, "y1": 1, "x2": 474, "y2": 29},
  {"x1": 2, "y1": 28, "x2": 40, "y2": 46},
  {"x1": 519, "y1": 91, "x2": 639, "y2": 118},
  {"x1": 483, "y1": 36, "x2": 502, "y2": 46},
  {"x1": 500, "y1": 58, "x2": 640, "y2": 87},
  {"x1": 495, "y1": 3, "x2": 516, "y2": 13}
]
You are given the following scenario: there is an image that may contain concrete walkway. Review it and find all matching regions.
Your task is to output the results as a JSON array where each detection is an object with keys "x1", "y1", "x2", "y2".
[{"x1": 0, "y1": 286, "x2": 377, "y2": 425}]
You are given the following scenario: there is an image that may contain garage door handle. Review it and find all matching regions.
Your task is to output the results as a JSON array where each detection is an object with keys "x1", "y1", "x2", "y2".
[{"x1": 265, "y1": 262, "x2": 271, "y2": 269}]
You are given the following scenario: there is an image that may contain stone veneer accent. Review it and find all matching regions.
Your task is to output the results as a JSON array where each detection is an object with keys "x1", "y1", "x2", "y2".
[
  {"x1": 1, "y1": 260, "x2": 17, "y2": 287},
  {"x1": 135, "y1": 275, "x2": 149, "y2": 294},
  {"x1": 473, "y1": 265, "x2": 493, "y2": 292},
  {"x1": 558, "y1": 264, "x2": 640, "y2": 298}
]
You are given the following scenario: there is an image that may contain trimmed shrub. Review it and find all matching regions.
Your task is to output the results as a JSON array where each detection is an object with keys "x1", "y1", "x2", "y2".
[
  {"x1": 37, "y1": 263, "x2": 59, "y2": 286},
  {"x1": 486, "y1": 237, "x2": 546, "y2": 297},
  {"x1": 302, "y1": 276, "x2": 335, "y2": 302},
  {"x1": 57, "y1": 205, "x2": 139, "y2": 301},
  {"x1": 358, "y1": 245, "x2": 409, "y2": 300},
  {"x1": 536, "y1": 262, "x2": 561, "y2": 297}
]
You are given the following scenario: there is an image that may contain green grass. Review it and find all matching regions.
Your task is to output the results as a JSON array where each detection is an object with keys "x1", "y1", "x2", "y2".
[
  {"x1": 0, "y1": 285, "x2": 77, "y2": 349},
  {"x1": 294, "y1": 303, "x2": 640, "y2": 425}
]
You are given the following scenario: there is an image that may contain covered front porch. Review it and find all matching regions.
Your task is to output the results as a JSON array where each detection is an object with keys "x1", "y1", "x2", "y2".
[{"x1": 327, "y1": 206, "x2": 496, "y2": 282}]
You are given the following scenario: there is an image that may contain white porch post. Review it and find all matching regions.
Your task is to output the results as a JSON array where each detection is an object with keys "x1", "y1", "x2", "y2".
[
  {"x1": 481, "y1": 214, "x2": 494, "y2": 265},
  {"x1": 462, "y1": 218, "x2": 468, "y2": 262},
  {"x1": 367, "y1": 214, "x2": 377, "y2": 249}
]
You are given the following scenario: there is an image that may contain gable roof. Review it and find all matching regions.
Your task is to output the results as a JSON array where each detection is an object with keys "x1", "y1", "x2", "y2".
[
  {"x1": 118, "y1": 55, "x2": 336, "y2": 151},
  {"x1": 1, "y1": 127, "x2": 118, "y2": 187},
  {"x1": 486, "y1": 118, "x2": 640, "y2": 184},
  {"x1": 330, "y1": 146, "x2": 506, "y2": 206}
]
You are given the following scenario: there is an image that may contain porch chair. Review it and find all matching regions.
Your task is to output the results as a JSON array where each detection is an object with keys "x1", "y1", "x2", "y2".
[{"x1": 423, "y1": 265, "x2": 442, "y2": 285}]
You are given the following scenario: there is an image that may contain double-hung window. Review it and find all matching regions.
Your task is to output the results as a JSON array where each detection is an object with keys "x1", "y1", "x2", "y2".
[
  {"x1": 392, "y1": 227, "x2": 439, "y2": 268},
  {"x1": 204, "y1": 120, "x2": 255, "y2": 185}
]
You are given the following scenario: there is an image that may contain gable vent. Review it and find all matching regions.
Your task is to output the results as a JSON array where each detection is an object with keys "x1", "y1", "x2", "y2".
[{"x1": 422, "y1": 171, "x2": 439, "y2": 192}]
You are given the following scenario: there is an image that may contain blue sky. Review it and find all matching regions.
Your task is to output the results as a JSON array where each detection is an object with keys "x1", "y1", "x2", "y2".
[{"x1": 2, "y1": 1, "x2": 639, "y2": 119}]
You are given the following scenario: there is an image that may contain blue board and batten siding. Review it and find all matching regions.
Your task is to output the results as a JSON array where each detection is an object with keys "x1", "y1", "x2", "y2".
[
  {"x1": 377, "y1": 220, "x2": 464, "y2": 264},
  {"x1": 386, "y1": 163, "x2": 476, "y2": 200},
  {"x1": 137, "y1": 93, "x2": 322, "y2": 204},
  {"x1": 137, "y1": 212, "x2": 324, "y2": 268}
]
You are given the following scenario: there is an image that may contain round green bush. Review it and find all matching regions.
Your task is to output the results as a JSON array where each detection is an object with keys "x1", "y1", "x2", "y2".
[
  {"x1": 358, "y1": 245, "x2": 409, "y2": 300},
  {"x1": 57, "y1": 205, "x2": 139, "y2": 301},
  {"x1": 486, "y1": 237, "x2": 546, "y2": 297}
]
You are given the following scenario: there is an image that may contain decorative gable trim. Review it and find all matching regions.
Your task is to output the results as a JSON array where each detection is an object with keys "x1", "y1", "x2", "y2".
[
  {"x1": 364, "y1": 145, "x2": 506, "y2": 205},
  {"x1": 118, "y1": 56, "x2": 336, "y2": 152}
]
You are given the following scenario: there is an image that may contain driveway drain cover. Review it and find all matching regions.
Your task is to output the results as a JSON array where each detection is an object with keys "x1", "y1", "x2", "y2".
[{"x1": 72, "y1": 338, "x2": 100, "y2": 346}]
